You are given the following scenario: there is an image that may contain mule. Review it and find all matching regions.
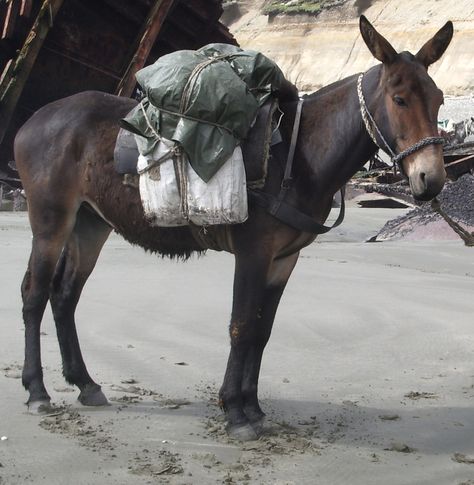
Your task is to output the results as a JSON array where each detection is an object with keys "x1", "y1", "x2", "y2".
[{"x1": 14, "y1": 17, "x2": 453, "y2": 440}]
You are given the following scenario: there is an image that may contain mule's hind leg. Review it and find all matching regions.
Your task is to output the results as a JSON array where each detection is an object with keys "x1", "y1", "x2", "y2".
[
  {"x1": 49, "y1": 207, "x2": 111, "y2": 406},
  {"x1": 21, "y1": 210, "x2": 77, "y2": 413}
]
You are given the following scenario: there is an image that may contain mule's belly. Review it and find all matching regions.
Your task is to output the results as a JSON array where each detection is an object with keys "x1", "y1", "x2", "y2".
[{"x1": 84, "y1": 157, "x2": 209, "y2": 257}]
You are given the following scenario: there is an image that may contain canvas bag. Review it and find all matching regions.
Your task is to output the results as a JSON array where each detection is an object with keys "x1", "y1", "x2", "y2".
[{"x1": 137, "y1": 136, "x2": 248, "y2": 227}]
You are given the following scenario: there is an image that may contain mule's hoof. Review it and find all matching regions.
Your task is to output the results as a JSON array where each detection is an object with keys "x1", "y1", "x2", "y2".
[
  {"x1": 227, "y1": 423, "x2": 259, "y2": 441},
  {"x1": 27, "y1": 400, "x2": 53, "y2": 415},
  {"x1": 78, "y1": 385, "x2": 109, "y2": 407},
  {"x1": 250, "y1": 417, "x2": 266, "y2": 436}
]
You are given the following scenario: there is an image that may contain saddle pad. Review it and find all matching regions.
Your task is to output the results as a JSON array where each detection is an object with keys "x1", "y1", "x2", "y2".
[{"x1": 114, "y1": 126, "x2": 140, "y2": 175}]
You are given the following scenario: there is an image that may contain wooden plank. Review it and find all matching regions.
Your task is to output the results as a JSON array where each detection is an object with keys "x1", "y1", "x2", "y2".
[
  {"x1": 445, "y1": 154, "x2": 474, "y2": 180},
  {"x1": 0, "y1": 0, "x2": 64, "y2": 145},
  {"x1": 20, "y1": 0, "x2": 33, "y2": 18},
  {"x1": 0, "y1": 59, "x2": 13, "y2": 86},
  {"x1": 2, "y1": 0, "x2": 20, "y2": 40},
  {"x1": 115, "y1": 0, "x2": 176, "y2": 97},
  {"x1": 443, "y1": 141, "x2": 474, "y2": 158},
  {"x1": 100, "y1": 0, "x2": 145, "y2": 26}
]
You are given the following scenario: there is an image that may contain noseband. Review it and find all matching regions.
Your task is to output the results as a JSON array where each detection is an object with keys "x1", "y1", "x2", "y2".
[{"x1": 357, "y1": 73, "x2": 444, "y2": 168}]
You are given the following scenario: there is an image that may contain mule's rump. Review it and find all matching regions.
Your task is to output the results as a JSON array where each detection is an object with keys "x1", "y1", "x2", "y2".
[{"x1": 15, "y1": 91, "x2": 208, "y2": 258}]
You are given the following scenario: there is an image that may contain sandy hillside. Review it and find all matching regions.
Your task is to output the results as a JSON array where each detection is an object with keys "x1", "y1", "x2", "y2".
[{"x1": 226, "y1": 0, "x2": 474, "y2": 94}]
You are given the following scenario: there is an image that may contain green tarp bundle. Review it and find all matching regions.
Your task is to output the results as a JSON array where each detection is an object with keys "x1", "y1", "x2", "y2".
[{"x1": 120, "y1": 43, "x2": 286, "y2": 182}]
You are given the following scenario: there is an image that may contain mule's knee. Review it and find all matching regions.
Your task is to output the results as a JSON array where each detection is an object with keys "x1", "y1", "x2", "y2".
[{"x1": 229, "y1": 319, "x2": 258, "y2": 346}]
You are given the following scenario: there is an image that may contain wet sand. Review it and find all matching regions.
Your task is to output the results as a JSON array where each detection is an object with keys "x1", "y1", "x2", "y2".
[{"x1": 1, "y1": 209, "x2": 473, "y2": 484}]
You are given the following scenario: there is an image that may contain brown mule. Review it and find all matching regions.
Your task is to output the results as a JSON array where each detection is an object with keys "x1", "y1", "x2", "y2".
[{"x1": 14, "y1": 17, "x2": 453, "y2": 440}]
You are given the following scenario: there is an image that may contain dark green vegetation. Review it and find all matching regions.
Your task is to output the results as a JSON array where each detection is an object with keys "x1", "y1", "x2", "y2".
[{"x1": 262, "y1": 0, "x2": 347, "y2": 16}]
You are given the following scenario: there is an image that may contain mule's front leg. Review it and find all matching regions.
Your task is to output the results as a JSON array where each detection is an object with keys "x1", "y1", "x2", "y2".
[
  {"x1": 219, "y1": 254, "x2": 270, "y2": 441},
  {"x1": 241, "y1": 253, "x2": 300, "y2": 433}
]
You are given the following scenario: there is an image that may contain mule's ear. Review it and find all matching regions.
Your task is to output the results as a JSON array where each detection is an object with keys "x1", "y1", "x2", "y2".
[
  {"x1": 415, "y1": 21, "x2": 453, "y2": 68},
  {"x1": 359, "y1": 15, "x2": 397, "y2": 64}
]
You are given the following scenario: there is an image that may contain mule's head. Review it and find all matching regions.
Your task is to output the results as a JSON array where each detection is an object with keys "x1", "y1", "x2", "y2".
[{"x1": 360, "y1": 16, "x2": 453, "y2": 200}]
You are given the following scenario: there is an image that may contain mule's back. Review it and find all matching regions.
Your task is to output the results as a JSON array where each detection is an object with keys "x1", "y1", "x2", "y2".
[{"x1": 15, "y1": 91, "x2": 136, "y2": 190}]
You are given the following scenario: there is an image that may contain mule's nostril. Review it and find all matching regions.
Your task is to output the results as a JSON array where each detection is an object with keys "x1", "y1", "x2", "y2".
[{"x1": 420, "y1": 172, "x2": 427, "y2": 188}]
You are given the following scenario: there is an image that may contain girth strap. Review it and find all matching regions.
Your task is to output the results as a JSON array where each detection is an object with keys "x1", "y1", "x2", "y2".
[{"x1": 249, "y1": 187, "x2": 346, "y2": 235}]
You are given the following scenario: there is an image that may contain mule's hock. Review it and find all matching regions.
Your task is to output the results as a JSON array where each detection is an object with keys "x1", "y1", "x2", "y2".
[{"x1": 120, "y1": 43, "x2": 288, "y2": 182}]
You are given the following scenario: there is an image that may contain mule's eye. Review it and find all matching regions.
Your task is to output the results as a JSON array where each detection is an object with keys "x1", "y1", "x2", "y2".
[{"x1": 394, "y1": 95, "x2": 406, "y2": 107}]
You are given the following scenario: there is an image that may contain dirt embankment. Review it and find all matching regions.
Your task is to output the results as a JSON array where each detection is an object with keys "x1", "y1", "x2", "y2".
[{"x1": 225, "y1": 0, "x2": 474, "y2": 95}]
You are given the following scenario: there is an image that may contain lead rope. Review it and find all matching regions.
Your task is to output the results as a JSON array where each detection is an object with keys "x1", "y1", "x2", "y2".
[{"x1": 431, "y1": 198, "x2": 474, "y2": 247}]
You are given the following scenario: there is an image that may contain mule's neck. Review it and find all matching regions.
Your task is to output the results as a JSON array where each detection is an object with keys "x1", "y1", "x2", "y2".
[{"x1": 293, "y1": 66, "x2": 382, "y2": 204}]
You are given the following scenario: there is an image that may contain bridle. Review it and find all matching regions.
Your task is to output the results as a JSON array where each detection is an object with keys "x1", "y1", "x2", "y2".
[{"x1": 357, "y1": 73, "x2": 444, "y2": 170}]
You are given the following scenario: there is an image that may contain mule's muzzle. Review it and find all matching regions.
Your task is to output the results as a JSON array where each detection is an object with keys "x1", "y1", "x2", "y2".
[{"x1": 409, "y1": 167, "x2": 446, "y2": 201}]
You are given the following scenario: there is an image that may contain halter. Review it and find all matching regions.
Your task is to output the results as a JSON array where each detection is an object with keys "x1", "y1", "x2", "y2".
[{"x1": 357, "y1": 73, "x2": 444, "y2": 168}]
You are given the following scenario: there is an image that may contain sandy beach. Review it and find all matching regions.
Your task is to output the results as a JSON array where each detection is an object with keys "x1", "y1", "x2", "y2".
[{"x1": 1, "y1": 209, "x2": 473, "y2": 485}]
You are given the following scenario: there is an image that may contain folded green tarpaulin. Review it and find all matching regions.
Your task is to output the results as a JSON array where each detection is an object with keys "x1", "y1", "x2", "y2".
[{"x1": 120, "y1": 44, "x2": 286, "y2": 182}]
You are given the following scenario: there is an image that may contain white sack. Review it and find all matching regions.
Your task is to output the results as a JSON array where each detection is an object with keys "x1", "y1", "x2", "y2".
[{"x1": 137, "y1": 137, "x2": 248, "y2": 227}]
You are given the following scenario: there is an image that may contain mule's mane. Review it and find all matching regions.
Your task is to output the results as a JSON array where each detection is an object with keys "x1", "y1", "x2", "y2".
[{"x1": 303, "y1": 73, "x2": 361, "y2": 101}]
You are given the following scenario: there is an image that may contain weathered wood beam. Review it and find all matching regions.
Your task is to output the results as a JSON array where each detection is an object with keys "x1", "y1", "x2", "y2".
[
  {"x1": 100, "y1": 0, "x2": 145, "y2": 26},
  {"x1": 0, "y1": 0, "x2": 64, "y2": 145},
  {"x1": 20, "y1": 0, "x2": 33, "y2": 18},
  {"x1": 2, "y1": 0, "x2": 20, "y2": 40},
  {"x1": 115, "y1": 0, "x2": 176, "y2": 97}
]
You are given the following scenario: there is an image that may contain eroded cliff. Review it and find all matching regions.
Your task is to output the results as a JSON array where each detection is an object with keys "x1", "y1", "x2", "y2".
[{"x1": 226, "y1": 0, "x2": 474, "y2": 94}]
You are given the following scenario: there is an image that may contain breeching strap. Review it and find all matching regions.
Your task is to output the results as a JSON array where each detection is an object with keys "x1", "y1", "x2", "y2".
[{"x1": 249, "y1": 98, "x2": 346, "y2": 235}]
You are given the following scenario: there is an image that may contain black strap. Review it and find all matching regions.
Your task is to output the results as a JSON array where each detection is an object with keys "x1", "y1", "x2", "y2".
[
  {"x1": 248, "y1": 186, "x2": 346, "y2": 235},
  {"x1": 247, "y1": 97, "x2": 346, "y2": 235},
  {"x1": 271, "y1": 99, "x2": 304, "y2": 215},
  {"x1": 283, "y1": 99, "x2": 304, "y2": 183}
]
